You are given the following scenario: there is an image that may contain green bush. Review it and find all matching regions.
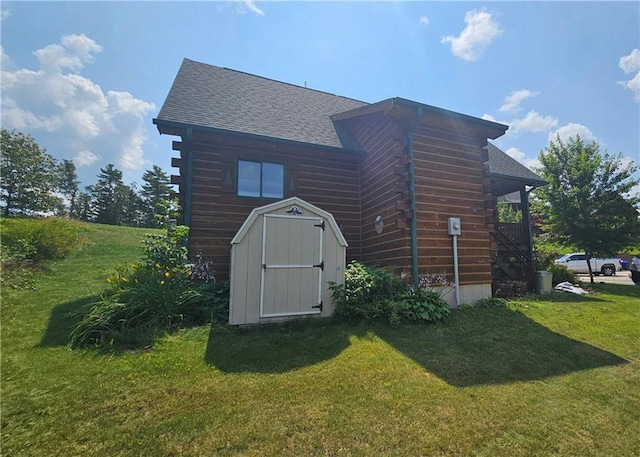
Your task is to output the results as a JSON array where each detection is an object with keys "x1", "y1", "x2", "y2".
[
  {"x1": 329, "y1": 261, "x2": 406, "y2": 323},
  {"x1": 549, "y1": 264, "x2": 579, "y2": 286},
  {"x1": 329, "y1": 261, "x2": 450, "y2": 326},
  {"x1": 71, "y1": 202, "x2": 228, "y2": 349},
  {"x1": 399, "y1": 287, "x2": 450, "y2": 322},
  {"x1": 1, "y1": 217, "x2": 79, "y2": 262}
]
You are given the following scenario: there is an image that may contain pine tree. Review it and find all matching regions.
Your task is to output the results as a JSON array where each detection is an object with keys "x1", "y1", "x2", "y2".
[{"x1": 140, "y1": 165, "x2": 171, "y2": 227}]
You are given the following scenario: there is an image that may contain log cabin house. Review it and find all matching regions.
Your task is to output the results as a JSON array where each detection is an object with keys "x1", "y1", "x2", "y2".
[{"x1": 153, "y1": 58, "x2": 546, "y2": 304}]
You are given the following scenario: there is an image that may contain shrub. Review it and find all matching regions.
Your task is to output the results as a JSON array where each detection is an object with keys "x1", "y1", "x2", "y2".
[
  {"x1": 71, "y1": 200, "x2": 227, "y2": 349},
  {"x1": 399, "y1": 287, "x2": 450, "y2": 323},
  {"x1": 0, "y1": 217, "x2": 79, "y2": 262},
  {"x1": 329, "y1": 261, "x2": 450, "y2": 326},
  {"x1": 549, "y1": 264, "x2": 579, "y2": 286},
  {"x1": 329, "y1": 261, "x2": 406, "y2": 323}
]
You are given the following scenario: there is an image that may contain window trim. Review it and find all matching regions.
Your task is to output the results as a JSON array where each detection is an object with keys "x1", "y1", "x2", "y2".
[{"x1": 237, "y1": 159, "x2": 285, "y2": 199}]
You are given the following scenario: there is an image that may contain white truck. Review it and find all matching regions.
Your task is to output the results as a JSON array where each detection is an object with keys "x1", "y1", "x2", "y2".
[{"x1": 554, "y1": 253, "x2": 622, "y2": 276}]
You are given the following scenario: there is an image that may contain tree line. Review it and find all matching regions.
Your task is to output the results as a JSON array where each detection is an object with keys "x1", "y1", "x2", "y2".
[{"x1": 1, "y1": 129, "x2": 171, "y2": 227}]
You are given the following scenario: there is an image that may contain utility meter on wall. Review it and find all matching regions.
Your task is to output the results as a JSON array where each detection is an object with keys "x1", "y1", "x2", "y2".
[{"x1": 448, "y1": 217, "x2": 462, "y2": 236}]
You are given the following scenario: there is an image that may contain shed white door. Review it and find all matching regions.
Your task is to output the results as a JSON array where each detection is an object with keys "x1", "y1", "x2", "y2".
[{"x1": 260, "y1": 214, "x2": 324, "y2": 318}]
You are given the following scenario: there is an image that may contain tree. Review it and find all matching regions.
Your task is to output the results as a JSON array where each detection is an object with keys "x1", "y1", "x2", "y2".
[
  {"x1": 0, "y1": 129, "x2": 61, "y2": 216},
  {"x1": 90, "y1": 164, "x2": 129, "y2": 225},
  {"x1": 121, "y1": 182, "x2": 144, "y2": 227},
  {"x1": 535, "y1": 135, "x2": 640, "y2": 282},
  {"x1": 58, "y1": 159, "x2": 80, "y2": 218},
  {"x1": 75, "y1": 191, "x2": 94, "y2": 222},
  {"x1": 140, "y1": 165, "x2": 171, "y2": 227}
]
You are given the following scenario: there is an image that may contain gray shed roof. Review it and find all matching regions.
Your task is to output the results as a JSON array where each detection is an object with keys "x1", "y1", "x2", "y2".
[
  {"x1": 486, "y1": 142, "x2": 547, "y2": 187},
  {"x1": 155, "y1": 58, "x2": 367, "y2": 149}
]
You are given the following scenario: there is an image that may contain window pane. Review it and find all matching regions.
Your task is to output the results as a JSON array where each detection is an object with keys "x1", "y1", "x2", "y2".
[
  {"x1": 262, "y1": 162, "x2": 284, "y2": 198},
  {"x1": 238, "y1": 161, "x2": 261, "y2": 197}
]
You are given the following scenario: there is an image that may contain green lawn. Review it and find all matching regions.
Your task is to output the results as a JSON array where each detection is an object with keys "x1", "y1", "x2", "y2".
[{"x1": 2, "y1": 223, "x2": 639, "y2": 456}]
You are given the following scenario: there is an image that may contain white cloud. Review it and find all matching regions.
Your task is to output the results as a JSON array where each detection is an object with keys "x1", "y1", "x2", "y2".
[
  {"x1": 619, "y1": 48, "x2": 640, "y2": 74},
  {"x1": 1, "y1": 34, "x2": 155, "y2": 179},
  {"x1": 505, "y1": 147, "x2": 525, "y2": 161},
  {"x1": 34, "y1": 33, "x2": 102, "y2": 73},
  {"x1": 510, "y1": 110, "x2": 558, "y2": 133},
  {"x1": 0, "y1": 9, "x2": 10, "y2": 21},
  {"x1": 1, "y1": 45, "x2": 14, "y2": 70},
  {"x1": 482, "y1": 114, "x2": 497, "y2": 122},
  {"x1": 238, "y1": 0, "x2": 264, "y2": 16},
  {"x1": 441, "y1": 9, "x2": 502, "y2": 62},
  {"x1": 75, "y1": 150, "x2": 100, "y2": 166},
  {"x1": 548, "y1": 123, "x2": 597, "y2": 143},
  {"x1": 499, "y1": 89, "x2": 539, "y2": 113},
  {"x1": 420, "y1": 16, "x2": 430, "y2": 25},
  {"x1": 618, "y1": 49, "x2": 640, "y2": 102},
  {"x1": 618, "y1": 71, "x2": 640, "y2": 102},
  {"x1": 505, "y1": 147, "x2": 541, "y2": 171}
]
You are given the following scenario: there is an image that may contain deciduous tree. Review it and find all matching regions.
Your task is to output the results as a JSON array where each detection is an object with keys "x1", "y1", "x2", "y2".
[
  {"x1": 58, "y1": 159, "x2": 80, "y2": 218},
  {"x1": 535, "y1": 135, "x2": 640, "y2": 282},
  {"x1": 0, "y1": 129, "x2": 60, "y2": 216}
]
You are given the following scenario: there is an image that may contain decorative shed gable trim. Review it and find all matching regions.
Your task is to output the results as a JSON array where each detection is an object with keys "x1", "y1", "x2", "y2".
[{"x1": 230, "y1": 197, "x2": 348, "y2": 247}]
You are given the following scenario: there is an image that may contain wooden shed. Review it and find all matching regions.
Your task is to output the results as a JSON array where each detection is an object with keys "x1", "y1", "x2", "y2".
[{"x1": 229, "y1": 197, "x2": 347, "y2": 325}]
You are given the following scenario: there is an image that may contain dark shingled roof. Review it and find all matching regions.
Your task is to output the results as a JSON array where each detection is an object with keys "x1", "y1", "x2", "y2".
[
  {"x1": 486, "y1": 142, "x2": 547, "y2": 187},
  {"x1": 155, "y1": 59, "x2": 543, "y2": 186},
  {"x1": 155, "y1": 58, "x2": 368, "y2": 149}
]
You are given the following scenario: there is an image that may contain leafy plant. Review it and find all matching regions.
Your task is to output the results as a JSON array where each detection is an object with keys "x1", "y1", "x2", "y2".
[
  {"x1": 329, "y1": 261, "x2": 450, "y2": 326},
  {"x1": 549, "y1": 264, "x2": 579, "y2": 286},
  {"x1": 399, "y1": 287, "x2": 450, "y2": 322},
  {"x1": 329, "y1": 261, "x2": 406, "y2": 323},
  {"x1": 70, "y1": 199, "x2": 226, "y2": 349}
]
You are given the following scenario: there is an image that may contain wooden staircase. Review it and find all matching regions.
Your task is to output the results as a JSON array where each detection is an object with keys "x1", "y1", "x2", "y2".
[{"x1": 491, "y1": 223, "x2": 535, "y2": 297}]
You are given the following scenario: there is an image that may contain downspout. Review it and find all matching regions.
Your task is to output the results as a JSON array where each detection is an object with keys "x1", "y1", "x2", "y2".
[
  {"x1": 184, "y1": 127, "x2": 194, "y2": 247},
  {"x1": 521, "y1": 186, "x2": 535, "y2": 289},
  {"x1": 408, "y1": 107, "x2": 423, "y2": 288}
]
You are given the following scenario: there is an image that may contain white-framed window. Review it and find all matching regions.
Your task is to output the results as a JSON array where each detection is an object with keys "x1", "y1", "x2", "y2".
[{"x1": 237, "y1": 160, "x2": 284, "y2": 198}]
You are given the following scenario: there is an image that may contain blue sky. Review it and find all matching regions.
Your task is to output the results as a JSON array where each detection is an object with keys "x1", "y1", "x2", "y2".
[{"x1": 1, "y1": 1, "x2": 639, "y2": 193}]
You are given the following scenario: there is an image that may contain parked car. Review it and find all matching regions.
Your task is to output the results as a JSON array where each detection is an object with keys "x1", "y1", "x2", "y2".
[{"x1": 554, "y1": 253, "x2": 622, "y2": 276}]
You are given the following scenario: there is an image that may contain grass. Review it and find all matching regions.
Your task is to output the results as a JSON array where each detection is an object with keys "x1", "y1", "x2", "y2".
[{"x1": 2, "y1": 222, "x2": 639, "y2": 456}]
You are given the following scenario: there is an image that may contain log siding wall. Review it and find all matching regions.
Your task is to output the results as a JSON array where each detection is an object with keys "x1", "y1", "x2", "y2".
[
  {"x1": 168, "y1": 113, "x2": 498, "y2": 287},
  {"x1": 412, "y1": 125, "x2": 493, "y2": 285},
  {"x1": 345, "y1": 114, "x2": 412, "y2": 273},
  {"x1": 176, "y1": 130, "x2": 362, "y2": 279}
]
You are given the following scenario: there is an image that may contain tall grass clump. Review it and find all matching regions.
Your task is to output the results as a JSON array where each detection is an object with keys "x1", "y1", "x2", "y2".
[
  {"x1": 329, "y1": 261, "x2": 450, "y2": 326},
  {"x1": 1, "y1": 217, "x2": 80, "y2": 289},
  {"x1": 1, "y1": 217, "x2": 79, "y2": 262},
  {"x1": 70, "y1": 200, "x2": 228, "y2": 349}
]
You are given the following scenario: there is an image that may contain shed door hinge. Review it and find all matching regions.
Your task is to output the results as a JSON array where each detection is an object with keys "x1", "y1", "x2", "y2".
[
  {"x1": 313, "y1": 261, "x2": 324, "y2": 271},
  {"x1": 314, "y1": 220, "x2": 325, "y2": 231},
  {"x1": 312, "y1": 301, "x2": 323, "y2": 311}
]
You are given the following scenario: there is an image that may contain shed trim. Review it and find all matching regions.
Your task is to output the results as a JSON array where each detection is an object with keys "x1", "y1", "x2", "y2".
[{"x1": 230, "y1": 197, "x2": 348, "y2": 247}]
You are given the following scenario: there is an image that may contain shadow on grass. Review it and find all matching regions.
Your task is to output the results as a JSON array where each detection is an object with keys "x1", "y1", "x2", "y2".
[
  {"x1": 205, "y1": 307, "x2": 628, "y2": 385},
  {"x1": 375, "y1": 307, "x2": 629, "y2": 387},
  {"x1": 39, "y1": 295, "x2": 98, "y2": 347},
  {"x1": 205, "y1": 319, "x2": 355, "y2": 373}
]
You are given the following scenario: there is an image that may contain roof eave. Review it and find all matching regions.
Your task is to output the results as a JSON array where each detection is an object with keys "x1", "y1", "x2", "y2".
[
  {"x1": 331, "y1": 97, "x2": 508, "y2": 139},
  {"x1": 153, "y1": 118, "x2": 366, "y2": 155},
  {"x1": 489, "y1": 172, "x2": 548, "y2": 189}
]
